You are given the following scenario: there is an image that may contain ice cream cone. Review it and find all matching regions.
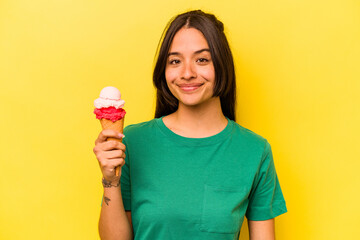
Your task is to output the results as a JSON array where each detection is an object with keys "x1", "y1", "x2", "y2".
[
  {"x1": 94, "y1": 86, "x2": 126, "y2": 177},
  {"x1": 100, "y1": 117, "x2": 125, "y2": 176}
]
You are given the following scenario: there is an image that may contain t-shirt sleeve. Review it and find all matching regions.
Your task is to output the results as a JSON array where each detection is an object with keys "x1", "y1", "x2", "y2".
[
  {"x1": 120, "y1": 136, "x2": 131, "y2": 211},
  {"x1": 245, "y1": 141, "x2": 287, "y2": 221}
]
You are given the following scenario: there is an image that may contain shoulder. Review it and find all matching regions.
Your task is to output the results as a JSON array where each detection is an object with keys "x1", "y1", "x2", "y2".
[
  {"x1": 230, "y1": 120, "x2": 267, "y2": 142},
  {"x1": 122, "y1": 118, "x2": 166, "y2": 153},
  {"x1": 123, "y1": 118, "x2": 158, "y2": 137},
  {"x1": 122, "y1": 118, "x2": 166, "y2": 145},
  {"x1": 230, "y1": 120, "x2": 269, "y2": 151}
]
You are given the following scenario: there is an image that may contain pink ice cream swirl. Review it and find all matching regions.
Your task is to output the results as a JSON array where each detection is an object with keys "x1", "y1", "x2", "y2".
[{"x1": 94, "y1": 107, "x2": 126, "y2": 122}]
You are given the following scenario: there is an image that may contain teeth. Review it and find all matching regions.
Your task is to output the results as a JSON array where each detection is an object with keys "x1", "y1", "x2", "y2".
[
  {"x1": 177, "y1": 83, "x2": 203, "y2": 92},
  {"x1": 183, "y1": 87, "x2": 197, "y2": 90},
  {"x1": 181, "y1": 86, "x2": 200, "y2": 91}
]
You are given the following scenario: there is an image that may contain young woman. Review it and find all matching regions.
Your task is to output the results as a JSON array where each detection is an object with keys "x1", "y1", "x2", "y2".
[{"x1": 93, "y1": 10, "x2": 287, "y2": 240}]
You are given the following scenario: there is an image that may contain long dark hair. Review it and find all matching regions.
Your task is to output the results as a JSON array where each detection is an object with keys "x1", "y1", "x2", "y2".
[{"x1": 153, "y1": 10, "x2": 236, "y2": 121}]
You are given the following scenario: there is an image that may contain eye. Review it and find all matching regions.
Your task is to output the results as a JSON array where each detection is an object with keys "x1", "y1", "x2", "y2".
[
  {"x1": 169, "y1": 59, "x2": 180, "y2": 65},
  {"x1": 197, "y1": 58, "x2": 209, "y2": 63}
]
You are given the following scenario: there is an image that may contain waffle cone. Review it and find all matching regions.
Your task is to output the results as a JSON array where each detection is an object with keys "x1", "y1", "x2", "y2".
[
  {"x1": 99, "y1": 117, "x2": 125, "y2": 176},
  {"x1": 100, "y1": 117, "x2": 125, "y2": 143}
]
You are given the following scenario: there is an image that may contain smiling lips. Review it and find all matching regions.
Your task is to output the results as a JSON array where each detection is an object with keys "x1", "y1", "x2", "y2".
[{"x1": 177, "y1": 83, "x2": 204, "y2": 92}]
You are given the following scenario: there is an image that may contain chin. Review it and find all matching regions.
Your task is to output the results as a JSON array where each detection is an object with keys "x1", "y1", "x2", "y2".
[{"x1": 179, "y1": 97, "x2": 213, "y2": 108}]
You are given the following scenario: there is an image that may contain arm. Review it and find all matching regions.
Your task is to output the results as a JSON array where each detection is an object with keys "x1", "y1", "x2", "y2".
[
  {"x1": 94, "y1": 130, "x2": 133, "y2": 240},
  {"x1": 248, "y1": 219, "x2": 275, "y2": 240},
  {"x1": 246, "y1": 141, "x2": 286, "y2": 239},
  {"x1": 98, "y1": 184, "x2": 133, "y2": 240}
]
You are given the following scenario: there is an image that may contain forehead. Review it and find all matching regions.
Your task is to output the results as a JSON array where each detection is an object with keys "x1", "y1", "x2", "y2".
[{"x1": 169, "y1": 27, "x2": 209, "y2": 53}]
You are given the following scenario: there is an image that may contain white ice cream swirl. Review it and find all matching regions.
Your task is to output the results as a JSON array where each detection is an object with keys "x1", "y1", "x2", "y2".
[{"x1": 94, "y1": 86, "x2": 125, "y2": 109}]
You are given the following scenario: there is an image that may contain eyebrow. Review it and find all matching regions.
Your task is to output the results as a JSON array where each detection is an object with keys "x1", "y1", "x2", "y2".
[{"x1": 168, "y1": 48, "x2": 210, "y2": 56}]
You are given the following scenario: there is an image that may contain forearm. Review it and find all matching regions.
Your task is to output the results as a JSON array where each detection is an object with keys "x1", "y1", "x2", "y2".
[{"x1": 99, "y1": 184, "x2": 133, "y2": 240}]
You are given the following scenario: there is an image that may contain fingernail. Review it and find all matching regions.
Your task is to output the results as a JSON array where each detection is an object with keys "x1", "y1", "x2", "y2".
[{"x1": 119, "y1": 133, "x2": 125, "y2": 138}]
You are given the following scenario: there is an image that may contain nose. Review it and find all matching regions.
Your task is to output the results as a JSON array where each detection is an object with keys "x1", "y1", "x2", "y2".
[{"x1": 181, "y1": 61, "x2": 197, "y2": 80}]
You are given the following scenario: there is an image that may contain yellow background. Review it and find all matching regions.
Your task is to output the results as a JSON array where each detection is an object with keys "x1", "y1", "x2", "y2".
[{"x1": 1, "y1": 0, "x2": 359, "y2": 239}]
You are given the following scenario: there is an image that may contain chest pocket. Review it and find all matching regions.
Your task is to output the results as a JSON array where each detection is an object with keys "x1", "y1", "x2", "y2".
[{"x1": 199, "y1": 184, "x2": 249, "y2": 234}]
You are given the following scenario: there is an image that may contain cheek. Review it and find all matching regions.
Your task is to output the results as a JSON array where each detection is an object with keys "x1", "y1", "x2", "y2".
[
  {"x1": 199, "y1": 65, "x2": 215, "y2": 82},
  {"x1": 165, "y1": 67, "x2": 177, "y2": 84}
]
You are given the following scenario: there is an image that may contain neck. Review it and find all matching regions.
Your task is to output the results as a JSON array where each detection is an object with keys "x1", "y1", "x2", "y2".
[{"x1": 163, "y1": 97, "x2": 228, "y2": 138}]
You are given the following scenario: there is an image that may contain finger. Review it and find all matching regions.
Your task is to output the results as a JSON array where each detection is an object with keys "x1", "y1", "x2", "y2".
[
  {"x1": 119, "y1": 159, "x2": 126, "y2": 167},
  {"x1": 95, "y1": 130, "x2": 125, "y2": 144},
  {"x1": 103, "y1": 150, "x2": 125, "y2": 159},
  {"x1": 101, "y1": 158, "x2": 125, "y2": 171},
  {"x1": 101, "y1": 141, "x2": 126, "y2": 151},
  {"x1": 97, "y1": 150, "x2": 125, "y2": 165}
]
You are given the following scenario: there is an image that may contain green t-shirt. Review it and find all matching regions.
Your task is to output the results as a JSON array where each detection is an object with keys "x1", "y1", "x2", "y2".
[{"x1": 121, "y1": 117, "x2": 287, "y2": 239}]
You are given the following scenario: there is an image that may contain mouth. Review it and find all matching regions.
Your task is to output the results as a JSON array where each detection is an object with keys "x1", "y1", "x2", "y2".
[{"x1": 176, "y1": 83, "x2": 204, "y2": 92}]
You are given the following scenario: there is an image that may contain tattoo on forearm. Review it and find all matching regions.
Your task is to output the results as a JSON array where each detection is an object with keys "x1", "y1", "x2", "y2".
[
  {"x1": 102, "y1": 178, "x2": 120, "y2": 188},
  {"x1": 104, "y1": 196, "x2": 111, "y2": 206}
]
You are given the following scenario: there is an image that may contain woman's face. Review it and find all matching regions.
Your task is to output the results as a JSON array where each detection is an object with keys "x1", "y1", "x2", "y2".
[{"x1": 165, "y1": 27, "x2": 216, "y2": 108}]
